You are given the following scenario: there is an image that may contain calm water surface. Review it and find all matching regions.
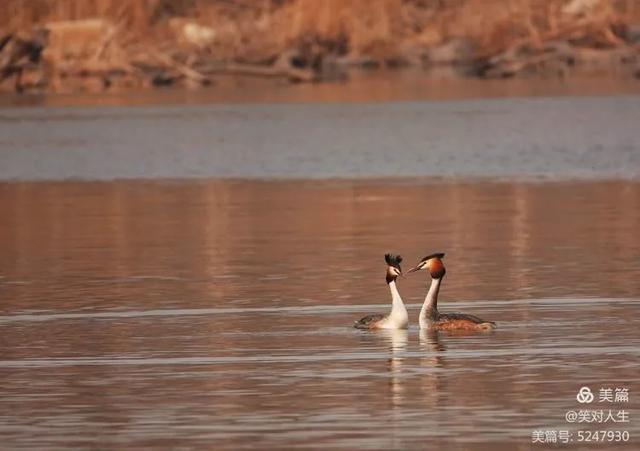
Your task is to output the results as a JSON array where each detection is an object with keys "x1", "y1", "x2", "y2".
[
  {"x1": 0, "y1": 180, "x2": 639, "y2": 450},
  {"x1": 1, "y1": 96, "x2": 639, "y2": 180}
]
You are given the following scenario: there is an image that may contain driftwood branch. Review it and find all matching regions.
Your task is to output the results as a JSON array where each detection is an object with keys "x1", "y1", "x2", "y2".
[
  {"x1": 150, "y1": 51, "x2": 210, "y2": 85},
  {"x1": 199, "y1": 62, "x2": 315, "y2": 83}
]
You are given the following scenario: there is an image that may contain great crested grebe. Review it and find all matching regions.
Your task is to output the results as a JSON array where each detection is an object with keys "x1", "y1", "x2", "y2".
[
  {"x1": 354, "y1": 254, "x2": 408, "y2": 330},
  {"x1": 407, "y1": 252, "x2": 496, "y2": 331}
]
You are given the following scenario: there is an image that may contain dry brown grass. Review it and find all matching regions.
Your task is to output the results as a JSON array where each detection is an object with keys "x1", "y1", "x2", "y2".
[
  {"x1": 2, "y1": 0, "x2": 639, "y2": 93},
  {"x1": 2, "y1": 0, "x2": 153, "y2": 30},
  {"x1": 2, "y1": 0, "x2": 639, "y2": 59}
]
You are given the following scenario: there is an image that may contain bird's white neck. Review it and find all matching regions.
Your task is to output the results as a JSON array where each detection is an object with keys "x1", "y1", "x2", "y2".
[
  {"x1": 419, "y1": 277, "x2": 441, "y2": 329},
  {"x1": 387, "y1": 280, "x2": 408, "y2": 328}
]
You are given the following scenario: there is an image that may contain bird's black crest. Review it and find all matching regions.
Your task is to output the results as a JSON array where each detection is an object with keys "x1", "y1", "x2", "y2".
[
  {"x1": 420, "y1": 252, "x2": 445, "y2": 262},
  {"x1": 384, "y1": 253, "x2": 403, "y2": 269}
]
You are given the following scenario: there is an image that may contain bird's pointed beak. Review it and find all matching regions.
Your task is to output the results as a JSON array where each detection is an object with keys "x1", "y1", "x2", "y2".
[{"x1": 406, "y1": 266, "x2": 420, "y2": 274}]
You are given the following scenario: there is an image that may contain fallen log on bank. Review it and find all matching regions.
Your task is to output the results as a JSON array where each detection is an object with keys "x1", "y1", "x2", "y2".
[
  {"x1": 147, "y1": 50, "x2": 211, "y2": 86},
  {"x1": 197, "y1": 61, "x2": 315, "y2": 83}
]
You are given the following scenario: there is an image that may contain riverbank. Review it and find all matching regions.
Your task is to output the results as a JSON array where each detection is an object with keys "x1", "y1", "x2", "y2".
[
  {"x1": 1, "y1": 0, "x2": 639, "y2": 94},
  {"x1": 2, "y1": 69, "x2": 640, "y2": 108}
]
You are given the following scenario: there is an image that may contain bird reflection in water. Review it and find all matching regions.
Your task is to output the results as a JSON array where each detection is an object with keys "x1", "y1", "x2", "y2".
[
  {"x1": 380, "y1": 329, "x2": 409, "y2": 449},
  {"x1": 382, "y1": 328, "x2": 409, "y2": 407},
  {"x1": 358, "y1": 329, "x2": 409, "y2": 409},
  {"x1": 418, "y1": 329, "x2": 447, "y2": 408},
  {"x1": 420, "y1": 329, "x2": 447, "y2": 368}
]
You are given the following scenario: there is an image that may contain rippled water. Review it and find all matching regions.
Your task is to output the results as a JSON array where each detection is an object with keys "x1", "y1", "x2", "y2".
[
  {"x1": 0, "y1": 180, "x2": 639, "y2": 449},
  {"x1": 1, "y1": 96, "x2": 639, "y2": 180}
]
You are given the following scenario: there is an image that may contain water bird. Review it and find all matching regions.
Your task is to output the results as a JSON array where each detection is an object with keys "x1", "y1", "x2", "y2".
[
  {"x1": 408, "y1": 252, "x2": 496, "y2": 331},
  {"x1": 353, "y1": 254, "x2": 408, "y2": 330}
]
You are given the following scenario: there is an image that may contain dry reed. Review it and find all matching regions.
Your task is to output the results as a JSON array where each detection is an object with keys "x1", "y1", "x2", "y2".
[
  {"x1": 1, "y1": 0, "x2": 638, "y2": 92},
  {"x1": 2, "y1": 0, "x2": 639, "y2": 58}
]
